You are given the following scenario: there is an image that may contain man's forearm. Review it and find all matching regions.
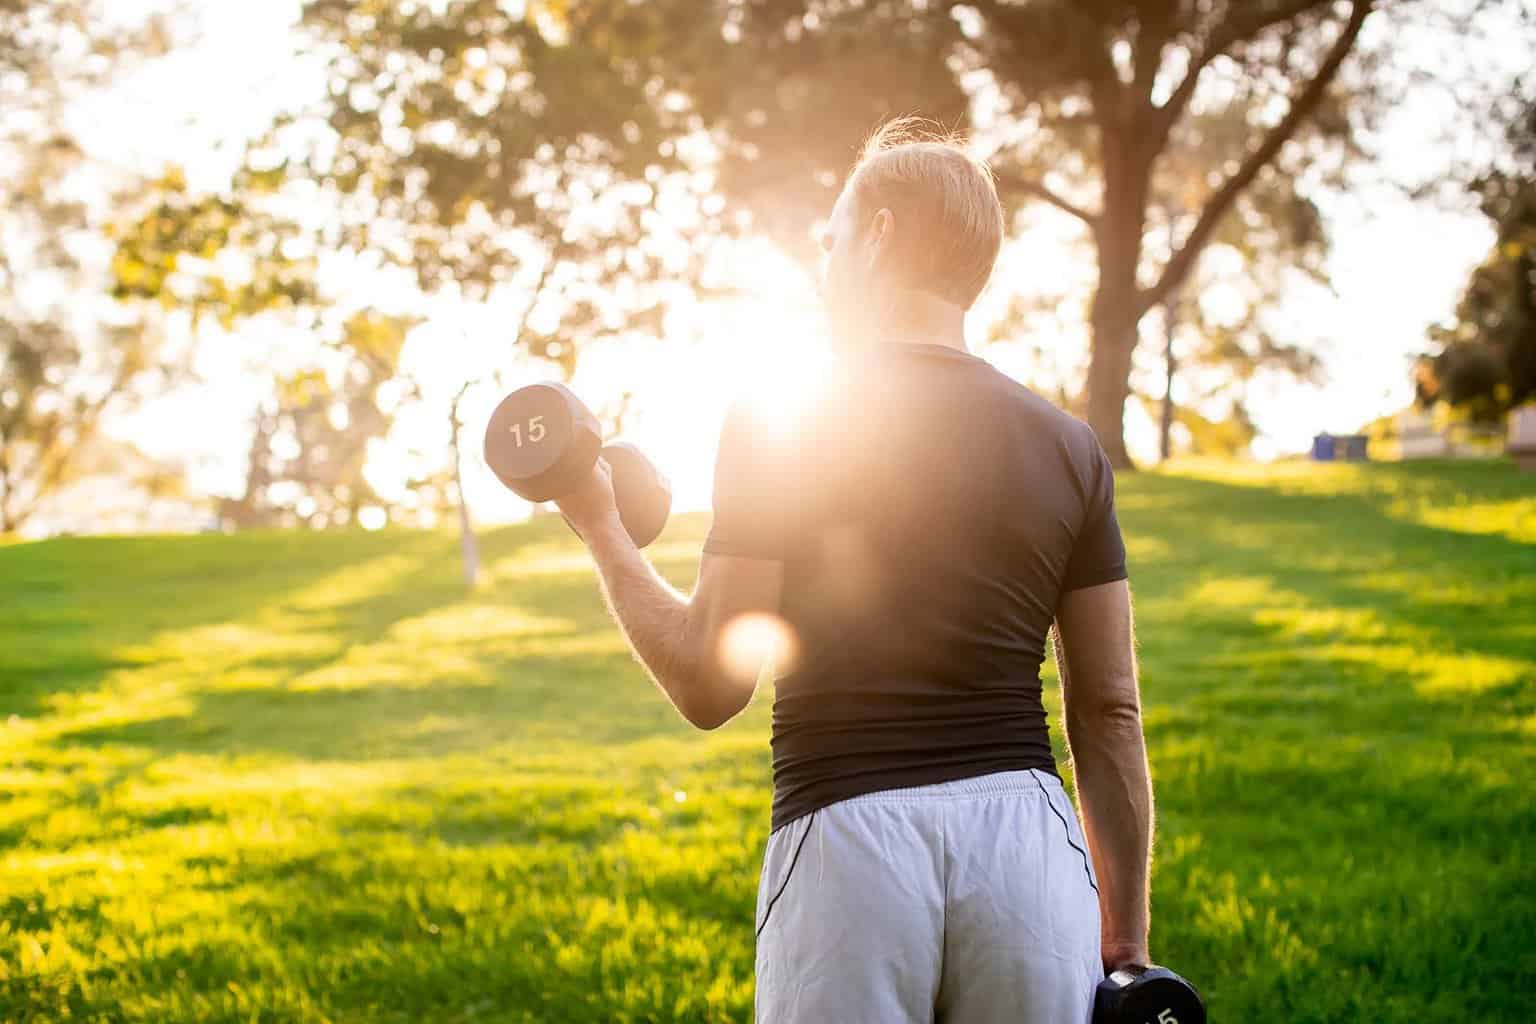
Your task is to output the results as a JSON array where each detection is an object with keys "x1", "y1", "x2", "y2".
[
  {"x1": 580, "y1": 518, "x2": 712, "y2": 720},
  {"x1": 1067, "y1": 705, "x2": 1152, "y2": 957},
  {"x1": 1055, "y1": 638, "x2": 1154, "y2": 960}
]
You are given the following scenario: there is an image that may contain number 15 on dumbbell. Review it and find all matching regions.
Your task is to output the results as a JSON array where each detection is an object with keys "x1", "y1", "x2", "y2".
[
  {"x1": 504, "y1": 415, "x2": 548, "y2": 448},
  {"x1": 483, "y1": 382, "x2": 672, "y2": 548}
]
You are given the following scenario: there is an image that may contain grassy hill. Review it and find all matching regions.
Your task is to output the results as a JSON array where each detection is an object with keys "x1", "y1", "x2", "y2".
[{"x1": 2, "y1": 459, "x2": 1533, "y2": 1022}]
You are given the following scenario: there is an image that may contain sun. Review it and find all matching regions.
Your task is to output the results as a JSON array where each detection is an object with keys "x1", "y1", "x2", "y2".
[{"x1": 734, "y1": 337, "x2": 837, "y2": 441}]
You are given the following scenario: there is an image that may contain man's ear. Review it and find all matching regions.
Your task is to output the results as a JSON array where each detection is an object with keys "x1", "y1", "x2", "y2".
[{"x1": 865, "y1": 207, "x2": 893, "y2": 269}]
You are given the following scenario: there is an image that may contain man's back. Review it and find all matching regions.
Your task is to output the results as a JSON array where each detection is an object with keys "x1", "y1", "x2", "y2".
[{"x1": 705, "y1": 341, "x2": 1128, "y2": 829}]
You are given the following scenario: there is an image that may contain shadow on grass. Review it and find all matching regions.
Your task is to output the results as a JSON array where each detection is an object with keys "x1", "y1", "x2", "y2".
[
  {"x1": 57, "y1": 667, "x2": 694, "y2": 761},
  {"x1": 1, "y1": 515, "x2": 642, "y2": 720},
  {"x1": 1127, "y1": 471, "x2": 1535, "y2": 658},
  {"x1": 47, "y1": 522, "x2": 709, "y2": 763}
]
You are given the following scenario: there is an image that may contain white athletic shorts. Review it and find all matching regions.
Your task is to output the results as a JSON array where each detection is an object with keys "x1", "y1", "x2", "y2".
[{"x1": 753, "y1": 769, "x2": 1103, "y2": 1023}]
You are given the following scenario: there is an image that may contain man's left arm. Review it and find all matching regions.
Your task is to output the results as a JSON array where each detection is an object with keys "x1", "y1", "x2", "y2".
[{"x1": 559, "y1": 458, "x2": 783, "y2": 731}]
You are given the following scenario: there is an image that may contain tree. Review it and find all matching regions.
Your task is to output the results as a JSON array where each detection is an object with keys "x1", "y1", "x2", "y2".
[
  {"x1": 110, "y1": 167, "x2": 318, "y2": 328},
  {"x1": 124, "y1": 0, "x2": 728, "y2": 576},
  {"x1": 1418, "y1": 100, "x2": 1536, "y2": 422},
  {"x1": 216, "y1": 310, "x2": 418, "y2": 529},
  {"x1": 1145, "y1": 111, "x2": 1330, "y2": 460},
  {"x1": 990, "y1": 94, "x2": 1333, "y2": 461},
  {"x1": 0, "y1": 1, "x2": 175, "y2": 533},
  {"x1": 685, "y1": 0, "x2": 1388, "y2": 465}
]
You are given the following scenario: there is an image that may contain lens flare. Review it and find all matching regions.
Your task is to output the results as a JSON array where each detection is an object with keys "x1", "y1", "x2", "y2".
[
  {"x1": 718, "y1": 612, "x2": 798, "y2": 682},
  {"x1": 735, "y1": 333, "x2": 836, "y2": 441}
]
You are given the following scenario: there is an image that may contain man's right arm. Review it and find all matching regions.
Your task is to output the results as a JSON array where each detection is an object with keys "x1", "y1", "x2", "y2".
[{"x1": 1053, "y1": 578, "x2": 1153, "y2": 972}]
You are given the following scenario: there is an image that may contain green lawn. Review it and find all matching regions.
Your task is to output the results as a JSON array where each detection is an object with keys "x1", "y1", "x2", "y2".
[{"x1": 2, "y1": 459, "x2": 1534, "y2": 1022}]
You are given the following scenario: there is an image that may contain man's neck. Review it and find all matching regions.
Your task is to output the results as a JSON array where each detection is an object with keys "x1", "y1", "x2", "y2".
[{"x1": 853, "y1": 289, "x2": 968, "y2": 352}]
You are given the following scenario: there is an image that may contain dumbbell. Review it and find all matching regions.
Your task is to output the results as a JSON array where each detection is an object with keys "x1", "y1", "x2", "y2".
[
  {"x1": 483, "y1": 382, "x2": 671, "y2": 547},
  {"x1": 1094, "y1": 964, "x2": 1205, "y2": 1024}
]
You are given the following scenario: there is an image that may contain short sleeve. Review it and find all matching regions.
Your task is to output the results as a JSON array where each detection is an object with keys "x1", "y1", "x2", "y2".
[
  {"x1": 702, "y1": 401, "x2": 792, "y2": 560},
  {"x1": 1061, "y1": 440, "x2": 1129, "y2": 591}
]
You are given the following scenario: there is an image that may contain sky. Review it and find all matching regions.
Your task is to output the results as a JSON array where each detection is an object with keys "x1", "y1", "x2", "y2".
[{"x1": 62, "y1": 0, "x2": 1516, "y2": 526}]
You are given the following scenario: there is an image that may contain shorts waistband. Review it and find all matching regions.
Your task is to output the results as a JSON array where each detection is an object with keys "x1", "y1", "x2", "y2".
[{"x1": 839, "y1": 769, "x2": 1064, "y2": 805}]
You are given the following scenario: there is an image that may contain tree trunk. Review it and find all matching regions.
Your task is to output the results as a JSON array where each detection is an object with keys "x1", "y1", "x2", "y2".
[
  {"x1": 1086, "y1": 214, "x2": 1143, "y2": 468},
  {"x1": 455, "y1": 455, "x2": 479, "y2": 587},
  {"x1": 1085, "y1": 143, "x2": 1151, "y2": 470},
  {"x1": 224, "y1": 407, "x2": 277, "y2": 530},
  {"x1": 1085, "y1": 304, "x2": 1138, "y2": 469},
  {"x1": 449, "y1": 387, "x2": 479, "y2": 587},
  {"x1": 0, "y1": 457, "x2": 12, "y2": 535},
  {"x1": 1159, "y1": 295, "x2": 1179, "y2": 464}
]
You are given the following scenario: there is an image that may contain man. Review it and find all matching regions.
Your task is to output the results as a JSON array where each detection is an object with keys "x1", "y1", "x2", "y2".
[{"x1": 552, "y1": 119, "x2": 1154, "y2": 1023}]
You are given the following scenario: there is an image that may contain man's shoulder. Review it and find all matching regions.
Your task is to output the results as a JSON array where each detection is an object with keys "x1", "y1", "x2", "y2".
[{"x1": 976, "y1": 365, "x2": 1099, "y2": 450}]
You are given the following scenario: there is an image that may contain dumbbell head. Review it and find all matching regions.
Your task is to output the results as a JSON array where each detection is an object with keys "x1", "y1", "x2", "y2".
[
  {"x1": 602, "y1": 442, "x2": 671, "y2": 548},
  {"x1": 483, "y1": 382, "x2": 601, "y2": 503},
  {"x1": 1093, "y1": 965, "x2": 1205, "y2": 1024}
]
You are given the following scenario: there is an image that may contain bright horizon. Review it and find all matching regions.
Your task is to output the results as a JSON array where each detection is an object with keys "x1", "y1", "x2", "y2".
[{"x1": 49, "y1": 1, "x2": 1513, "y2": 532}]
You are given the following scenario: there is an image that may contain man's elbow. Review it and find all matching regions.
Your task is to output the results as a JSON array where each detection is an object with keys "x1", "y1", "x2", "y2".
[
  {"x1": 665, "y1": 629, "x2": 756, "y2": 730},
  {"x1": 676, "y1": 685, "x2": 748, "y2": 731},
  {"x1": 1066, "y1": 677, "x2": 1143, "y2": 729},
  {"x1": 683, "y1": 703, "x2": 737, "y2": 732},
  {"x1": 668, "y1": 659, "x2": 751, "y2": 731}
]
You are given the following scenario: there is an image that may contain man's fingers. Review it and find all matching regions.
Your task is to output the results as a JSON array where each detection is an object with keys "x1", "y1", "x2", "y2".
[{"x1": 1101, "y1": 941, "x2": 1151, "y2": 974}]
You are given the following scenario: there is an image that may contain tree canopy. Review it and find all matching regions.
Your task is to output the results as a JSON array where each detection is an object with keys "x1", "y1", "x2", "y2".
[
  {"x1": 1419, "y1": 99, "x2": 1536, "y2": 422},
  {"x1": 0, "y1": 0, "x2": 178, "y2": 532},
  {"x1": 678, "y1": 0, "x2": 1392, "y2": 464},
  {"x1": 113, "y1": 0, "x2": 734, "y2": 528}
]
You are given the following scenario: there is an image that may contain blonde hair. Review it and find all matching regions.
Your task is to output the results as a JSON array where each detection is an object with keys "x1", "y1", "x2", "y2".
[{"x1": 847, "y1": 118, "x2": 1004, "y2": 310}]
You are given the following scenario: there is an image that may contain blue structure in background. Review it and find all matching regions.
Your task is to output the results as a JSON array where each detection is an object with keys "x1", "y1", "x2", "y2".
[{"x1": 1312, "y1": 434, "x2": 1370, "y2": 461}]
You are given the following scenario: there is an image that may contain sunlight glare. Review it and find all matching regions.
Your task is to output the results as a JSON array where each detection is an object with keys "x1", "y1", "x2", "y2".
[
  {"x1": 718, "y1": 612, "x2": 798, "y2": 682},
  {"x1": 736, "y1": 340, "x2": 836, "y2": 440}
]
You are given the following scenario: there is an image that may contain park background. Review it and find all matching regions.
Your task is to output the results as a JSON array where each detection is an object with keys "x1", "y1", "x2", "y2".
[{"x1": 2, "y1": 1, "x2": 1534, "y2": 1020}]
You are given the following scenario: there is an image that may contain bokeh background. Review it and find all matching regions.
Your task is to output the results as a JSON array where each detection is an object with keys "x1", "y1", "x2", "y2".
[{"x1": 2, "y1": 1, "x2": 1534, "y2": 1021}]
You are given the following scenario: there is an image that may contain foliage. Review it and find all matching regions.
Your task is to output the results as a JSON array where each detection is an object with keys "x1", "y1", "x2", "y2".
[
  {"x1": 292, "y1": 0, "x2": 714, "y2": 291},
  {"x1": 109, "y1": 167, "x2": 319, "y2": 329},
  {"x1": 2, "y1": 460, "x2": 1534, "y2": 1020},
  {"x1": 989, "y1": 87, "x2": 1332, "y2": 460},
  {"x1": 284, "y1": 0, "x2": 735, "y2": 337},
  {"x1": 1141, "y1": 94, "x2": 1333, "y2": 458},
  {"x1": 1420, "y1": 103, "x2": 1536, "y2": 422},
  {"x1": 1139, "y1": 390, "x2": 1260, "y2": 457},
  {"x1": 0, "y1": 1, "x2": 175, "y2": 533},
  {"x1": 217, "y1": 310, "x2": 419, "y2": 530},
  {"x1": 680, "y1": 0, "x2": 1389, "y2": 465},
  {"x1": 118, "y1": 0, "x2": 735, "y2": 530}
]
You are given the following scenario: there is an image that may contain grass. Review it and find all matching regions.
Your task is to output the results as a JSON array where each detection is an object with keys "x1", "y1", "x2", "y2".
[{"x1": 1, "y1": 458, "x2": 1534, "y2": 1022}]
